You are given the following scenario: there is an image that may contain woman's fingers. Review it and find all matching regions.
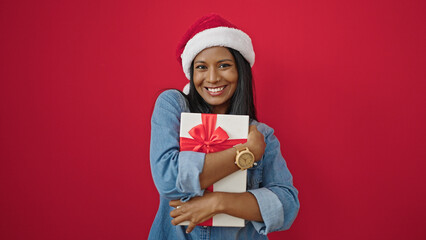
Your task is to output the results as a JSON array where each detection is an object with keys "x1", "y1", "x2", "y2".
[
  {"x1": 169, "y1": 207, "x2": 181, "y2": 218},
  {"x1": 247, "y1": 125, "x2": 266, "y2": 161},
  {"x1": 169, "y1": 199, "x2": 181, "y2": 208},
  {"x1": 171, "y1": 214, "x2": 196, "y2": 234},
  {"x1": 186, "y1": 222, "x2": 197, "y2": 234},
  {"x1": 169, "y1": 193, "x2": 218, "y2": 233},
  {"x1": 170, "y1": 214, "x2": 187, "y2": 226}
]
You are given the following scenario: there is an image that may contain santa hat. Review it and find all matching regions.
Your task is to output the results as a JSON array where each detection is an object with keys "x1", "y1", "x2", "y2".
[{"x1": 176, "y1": 14, "x2": 255, "y2": 94}]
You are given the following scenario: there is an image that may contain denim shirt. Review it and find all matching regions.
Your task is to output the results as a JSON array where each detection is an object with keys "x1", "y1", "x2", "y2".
[{"x1": 149, "y1": 90, "x2": 300, "y2": 240}]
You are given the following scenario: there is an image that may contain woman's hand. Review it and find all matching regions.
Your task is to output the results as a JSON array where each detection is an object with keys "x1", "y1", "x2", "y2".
[
  {"x1": 246, "y1": 125, "x2": 266, "y2": 161},
  {"x1": 169, "y1": 192, "x2": 220, "y2": 233}
]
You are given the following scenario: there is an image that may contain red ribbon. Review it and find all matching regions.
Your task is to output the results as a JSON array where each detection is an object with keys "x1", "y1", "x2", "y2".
[
  {"x1": 179, "y1": 113, "x2": 246, "y2": 226},
  {"x1": 180, "y1": 114, "x2": 246, "y2": 154}
]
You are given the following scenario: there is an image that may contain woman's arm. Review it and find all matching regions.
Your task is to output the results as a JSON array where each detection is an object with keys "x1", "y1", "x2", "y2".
[
  {"x1": 199, "y1": 125, "x2": 266, "y2": 189},
  {"x1": 169, "y1": 191, "x2": 262, "y2": 233},
  {"x1": 169, "y1": 123, "x2": 300, "y2": 235}
]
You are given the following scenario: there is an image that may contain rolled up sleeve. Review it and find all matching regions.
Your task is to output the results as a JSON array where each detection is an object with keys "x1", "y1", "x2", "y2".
[
  {"x1": 247, "y1": 123, "x2": 300, "y2": 235},
  {"x1": 150, "y1": 90, "x2": 205, "y2": 201},
  {"x1": 248, "y1": 188, "x2": 284, "y2": 234},
  {"x1": 177, "y1": 151, "x2": 205, "y2": 201}
]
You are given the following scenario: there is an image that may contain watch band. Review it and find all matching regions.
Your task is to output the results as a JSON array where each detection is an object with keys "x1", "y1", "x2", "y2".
[{"x1": 233, "y1": 144, "x2": 246, "y2": 153}]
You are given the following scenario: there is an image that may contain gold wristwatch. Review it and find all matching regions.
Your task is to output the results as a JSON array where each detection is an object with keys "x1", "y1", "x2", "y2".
[{"x1": 234, "y1": 144, "x2": 255, "y2": 170}]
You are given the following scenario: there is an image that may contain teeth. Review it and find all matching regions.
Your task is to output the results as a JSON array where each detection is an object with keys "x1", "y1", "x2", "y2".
[{"x1": 207, "y1": 87, "x2": 225, "y2": 93}]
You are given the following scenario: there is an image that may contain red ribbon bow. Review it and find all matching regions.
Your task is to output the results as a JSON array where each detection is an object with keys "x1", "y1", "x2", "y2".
[{"x1": 180, "y1": 114, "x2": 246, "y2": 153}]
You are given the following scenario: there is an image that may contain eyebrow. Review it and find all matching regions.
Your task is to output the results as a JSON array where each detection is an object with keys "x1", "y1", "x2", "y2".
[{"x1": 194, "y1": 59, "x2": 234, "y2": 64}]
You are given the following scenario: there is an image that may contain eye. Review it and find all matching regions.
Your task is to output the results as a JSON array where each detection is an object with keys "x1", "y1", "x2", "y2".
[
  {"x1": 219, "y1": 63, "x2": 231, "y2": 69},
  {"x1": 195, "y1": 65, "x2": 207, "y2": 70}
]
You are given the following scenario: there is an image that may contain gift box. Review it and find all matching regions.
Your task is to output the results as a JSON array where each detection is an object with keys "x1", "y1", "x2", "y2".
[{"x1": 179, "y1": 112, "x2": 249, "y2": 227}]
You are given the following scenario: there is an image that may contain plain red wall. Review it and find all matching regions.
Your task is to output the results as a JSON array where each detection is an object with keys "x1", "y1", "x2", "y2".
[{"x1": 1, "y1": 0, "x2": 425, "y2": 239}]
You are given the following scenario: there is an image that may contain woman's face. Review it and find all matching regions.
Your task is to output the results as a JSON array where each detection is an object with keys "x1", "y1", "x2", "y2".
[{"x1": 192, "y1": 46, "x2": 238, "y2": 114}]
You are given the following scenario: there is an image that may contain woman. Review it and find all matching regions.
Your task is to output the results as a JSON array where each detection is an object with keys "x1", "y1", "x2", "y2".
[{"x1": 149, "y1": 14, "x2": 299, "y2": 239}]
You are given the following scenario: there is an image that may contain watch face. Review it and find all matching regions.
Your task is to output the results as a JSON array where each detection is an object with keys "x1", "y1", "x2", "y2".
[{"x1": 238, "y1": 152, "x2": 254, "y2": 169}]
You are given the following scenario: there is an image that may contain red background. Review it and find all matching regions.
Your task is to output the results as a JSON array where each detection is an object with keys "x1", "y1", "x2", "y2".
[{"x1": 1, "y1": 0, "x2": 425, "y2": 239}]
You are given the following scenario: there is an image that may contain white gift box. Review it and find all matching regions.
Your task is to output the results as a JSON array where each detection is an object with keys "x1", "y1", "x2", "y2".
[{"x1": 179, "y1": 112, "x2": 249, "y2": 227}]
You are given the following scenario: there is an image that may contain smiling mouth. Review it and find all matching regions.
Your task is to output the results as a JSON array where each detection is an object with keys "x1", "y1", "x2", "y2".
[{"x1": 206, "y1": 86, "x2": 226, "y2": 93}]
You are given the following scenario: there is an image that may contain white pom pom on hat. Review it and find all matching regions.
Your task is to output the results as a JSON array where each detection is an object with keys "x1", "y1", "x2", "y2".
[{"x1": 176, "y1": 13, "x2": 255, "y2": 94}]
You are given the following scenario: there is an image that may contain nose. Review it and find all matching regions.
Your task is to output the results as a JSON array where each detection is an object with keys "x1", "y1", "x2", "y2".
[{"x1": 206, "y1": 68, "x2": 220, "y2": 83}]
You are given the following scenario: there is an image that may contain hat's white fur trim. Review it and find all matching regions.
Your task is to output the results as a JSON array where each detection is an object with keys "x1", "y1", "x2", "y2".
[
  {"x1": 181, "y1": 27, "x2": 255, "y2": 80},
  {"x1": 182, "y1": 83, "x2": 190, "y2": 94}
]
